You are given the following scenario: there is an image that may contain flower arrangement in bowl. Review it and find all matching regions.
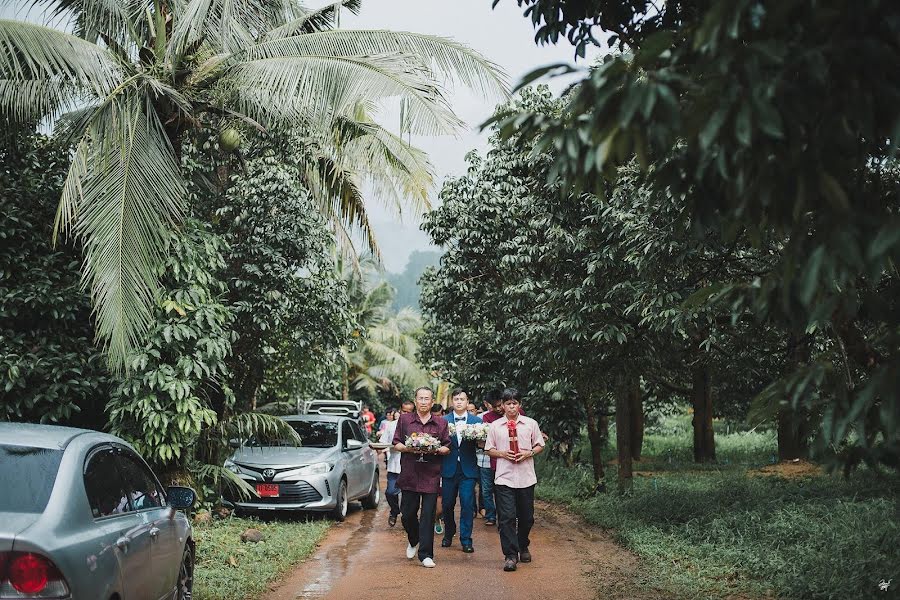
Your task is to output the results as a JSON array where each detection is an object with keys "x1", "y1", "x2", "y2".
[{"x1": 405, "y1": 432, "x2": 443, "y2": 462}]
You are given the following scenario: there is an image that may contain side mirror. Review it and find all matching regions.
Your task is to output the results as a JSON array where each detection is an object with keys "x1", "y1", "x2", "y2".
[
  {"x1": 167, "y1": 486, "x2": 197, "y2": 510},
  {"x1": 344, "y1": 439, "x2": 364, "y2": 451},
  {"x1": 228, "y1": 438, "x2": 240, "y2": 449}
]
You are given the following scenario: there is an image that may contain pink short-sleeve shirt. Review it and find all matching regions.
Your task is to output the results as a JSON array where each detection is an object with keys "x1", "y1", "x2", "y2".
[{"x1": 485, "y1": 414, "x2": 545, "y2": 488}]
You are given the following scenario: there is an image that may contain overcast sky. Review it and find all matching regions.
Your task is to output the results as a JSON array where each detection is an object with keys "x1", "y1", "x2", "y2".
[{"x1": 340, "y1": 0, "x2": 602, "y2": 271}]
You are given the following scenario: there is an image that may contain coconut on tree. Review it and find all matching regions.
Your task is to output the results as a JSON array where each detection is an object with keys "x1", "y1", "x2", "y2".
[{"x1": 0, "y1": 0, "x2": 507, "y2": 369}]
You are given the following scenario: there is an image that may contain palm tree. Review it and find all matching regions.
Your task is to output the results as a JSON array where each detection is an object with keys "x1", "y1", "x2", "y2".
[
  {"x1": 0, "y1": 0, "x2": 507, "y2": 369},
  {"x1": 339, "y1": 258, "x2": 429, "y2": 401}
]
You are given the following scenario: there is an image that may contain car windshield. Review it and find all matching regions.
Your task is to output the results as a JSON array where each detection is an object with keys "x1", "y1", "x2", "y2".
[
  {"x1": 288, "y1": 421, "x2": 338, "y2": 448},
  {"x1": 0, "y1": 445, "x2": 64, "y2": 513}
]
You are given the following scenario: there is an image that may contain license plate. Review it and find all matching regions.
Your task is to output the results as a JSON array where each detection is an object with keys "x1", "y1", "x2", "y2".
[{"x1": 256, "y1": 483, "x2": 279, "y2": 497}]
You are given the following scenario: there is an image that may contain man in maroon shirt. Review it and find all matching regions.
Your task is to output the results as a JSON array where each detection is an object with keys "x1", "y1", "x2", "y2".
[{"x1": 392, "y1": 386, "x2": 451, "y2": 567}]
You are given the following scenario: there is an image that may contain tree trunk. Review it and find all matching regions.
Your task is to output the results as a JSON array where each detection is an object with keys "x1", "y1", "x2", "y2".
[
  {"x1": 342, "y1": 368, "x2": 350, "y2": 402},
  {"x1": 691, "y1": 363, "x2": 716, "y2": 463},
  {"x1": 597, "y1": 394, "x2": 611, "y2": 448},
  {"x1": 778, "y1": 333, "x2": 812, "y2": 460},
  {"x1": 584, "y1": 398, "x2": 606, "y2": 483},
  {"x1": 630, "y1": 381, "x2": 644, "y2": 461},
  {"x1": 777, "y1": 407, "x2": 808, "y2": 460},
  {"x1": 616, "y1": 375, "x2": 635, "y2": 492}
]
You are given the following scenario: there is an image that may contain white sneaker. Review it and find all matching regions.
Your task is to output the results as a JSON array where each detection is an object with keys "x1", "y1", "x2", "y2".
[
  {"x1": 406, "y1": 543, "x2": 418, "y2": 559},
  {"x1": 421, "y1": 557, "x2": 436, "y2": 568}
]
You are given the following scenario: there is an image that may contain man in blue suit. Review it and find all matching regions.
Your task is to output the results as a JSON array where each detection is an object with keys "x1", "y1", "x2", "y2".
[{"x1": 441, "y1": 387, "x2": 482, "y2": 553}]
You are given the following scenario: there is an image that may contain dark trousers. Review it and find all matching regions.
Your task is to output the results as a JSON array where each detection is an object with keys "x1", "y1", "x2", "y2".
[
  {"x1": 442, "y1": 463, "x2": 477, "y2": 546},
  {"x1": 386, "y1": 472, "x2": 401, "y2": 517},
  {"x1": 494, "y1": 484, "x2": 535, "y2": 560},
  {"x1": 400, "y1": 490, "x2": 438, "y2": 560}
]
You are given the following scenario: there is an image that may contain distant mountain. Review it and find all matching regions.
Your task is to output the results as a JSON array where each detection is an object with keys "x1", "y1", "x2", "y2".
[{"x1": 387, "y1": 250, "x2": 442, "y2": 311}]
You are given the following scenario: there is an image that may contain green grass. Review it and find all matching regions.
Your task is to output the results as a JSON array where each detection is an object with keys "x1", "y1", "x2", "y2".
[
  {"x1": 537, "y1": 423, "x2": 900, "y2": 600},
  {"x1": 193, "y1": 515, "x2": 331, "y2": 600}
]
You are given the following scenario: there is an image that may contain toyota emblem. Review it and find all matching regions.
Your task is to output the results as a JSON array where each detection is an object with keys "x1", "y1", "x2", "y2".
[{"x1": 263, "y1": 469, "x2": 276, "y2": 479}]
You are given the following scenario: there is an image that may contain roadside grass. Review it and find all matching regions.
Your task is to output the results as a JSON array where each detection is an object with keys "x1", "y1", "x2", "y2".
[
  {"x1": 193, "y1": 515, "x2": 330, "y2": 600},
  {"x1": 537, "y1": 424, "x2": 900, "y2": 600}
]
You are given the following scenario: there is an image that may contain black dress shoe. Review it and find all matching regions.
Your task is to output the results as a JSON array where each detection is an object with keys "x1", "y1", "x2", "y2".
[
  {"x1": 462, "y1": 545, "x2": 474, "y2": 553},
  {"x1": 441, "y1": 538, "x2": 452, "y2": 547},
  {"x1": 519, "y1": 550, "x2": 532, "y2": 563},
  {"x1": 388, "y1": 515, "x2": 397, "y2": 527}
]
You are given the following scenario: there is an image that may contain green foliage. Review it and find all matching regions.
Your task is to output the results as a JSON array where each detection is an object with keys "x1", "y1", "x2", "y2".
[
  {"x1": 496, "y1": 0, "x2": 900, "y2": 469},
  {"x1": 107, "y1": 219, "x2": 234, "y2": 467},
  {"x1": 185, "y1": 138, "x2": 353, "y2": 408},
  {"x1": 193, "y1": 516, "x2": 330, "y2": 600},
  {"x1": 536, "y1": 438, "x2": 900, "y2": 599},
  {"x1": 0, "y1": 133, "x2": 111, "y2": 426}
]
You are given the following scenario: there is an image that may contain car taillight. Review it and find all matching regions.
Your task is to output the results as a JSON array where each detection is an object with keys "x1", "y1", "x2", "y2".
[{"x1": 0, "y1": 551, "x2": 70, "y2": 598}]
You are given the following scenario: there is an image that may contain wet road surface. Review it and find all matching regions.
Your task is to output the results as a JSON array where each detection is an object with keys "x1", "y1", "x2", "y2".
[{"x1": 263, "y1": 472, "x2": 659, "y2": 600}]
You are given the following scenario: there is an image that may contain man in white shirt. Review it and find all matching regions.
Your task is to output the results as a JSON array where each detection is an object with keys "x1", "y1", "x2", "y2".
[{"x1": 379, "y1": 413, "x2": 402, "y2": 527}]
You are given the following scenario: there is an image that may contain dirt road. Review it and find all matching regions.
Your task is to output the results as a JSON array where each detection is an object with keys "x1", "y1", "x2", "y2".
[{"x1": 264, "y1": 474, "x2": 661, "y2": 600}]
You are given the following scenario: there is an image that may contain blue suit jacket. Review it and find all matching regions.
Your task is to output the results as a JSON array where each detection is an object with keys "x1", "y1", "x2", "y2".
[{"x1": 441, "y1": 413, "x2": 482, "y2": 479}]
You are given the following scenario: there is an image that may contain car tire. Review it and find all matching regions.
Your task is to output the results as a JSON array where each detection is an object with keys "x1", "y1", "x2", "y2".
[
  {"x1": 361, "y1": 470, "x2": 380, "y2": 509},
  {"x1": 330, "y1": 479, "x2": 348, "y2": 521},
  {"x1": 176, "y1": 544, "x2": 194, "y2": 600}
]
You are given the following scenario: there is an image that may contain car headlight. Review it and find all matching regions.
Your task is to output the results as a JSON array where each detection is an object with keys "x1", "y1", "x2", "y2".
[
  {"x1": 296, "y1": 462, "x2": 331, "y2": 476},
  {"x1": 224, "y1": 459, "x2": 240, "y2": 474}
]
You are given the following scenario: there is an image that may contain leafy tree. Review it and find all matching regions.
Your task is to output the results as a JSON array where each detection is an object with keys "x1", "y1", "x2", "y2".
[
  {"x1": 1, "y1": 0, "x2": 507, "y2": 368},
  {"x1": 107, "y1": 219, "x2": 234, "y2": 468},
  {"x1": 496, "y1": 0, "x2": 900, "y2": 469},
  {"x1": 0, "y1": 132, "x2": 110, "y2": 426},
  {"x1": 423, "y1": 87, "x2": 798, "y2": 490},
  {"x1": 184, "y1": 136, "x2": 353, "y2": 410}
]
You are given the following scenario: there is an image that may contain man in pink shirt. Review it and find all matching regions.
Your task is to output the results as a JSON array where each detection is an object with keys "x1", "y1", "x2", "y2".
[{"x1": 485, "y1": 388, "x2": 545, "y2": 572}]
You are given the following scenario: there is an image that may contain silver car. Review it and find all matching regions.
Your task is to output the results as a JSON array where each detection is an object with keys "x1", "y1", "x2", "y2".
[
  {"x1": 0, "y1": 423, "x2": 196, "y2": 600},
  {"x1": 224, "y1": 415, "x2": 379, "y2": 521}
]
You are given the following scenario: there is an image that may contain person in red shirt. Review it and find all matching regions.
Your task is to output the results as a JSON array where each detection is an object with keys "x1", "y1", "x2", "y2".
[
  {"x1": 361, "y1": 405, "x2": 376, "y2": 435},
  {"x1": 392, "y1": 387, "x2": 451, "y2": 568}
]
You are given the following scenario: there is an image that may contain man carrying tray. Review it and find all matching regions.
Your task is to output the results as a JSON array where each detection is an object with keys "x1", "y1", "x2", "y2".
[{"x1": 392, "y1": 386, "x2": 451, "y2": 568}]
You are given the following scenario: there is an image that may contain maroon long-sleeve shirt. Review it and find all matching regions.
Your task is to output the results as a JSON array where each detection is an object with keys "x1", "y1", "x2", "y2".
[{"x1": 393, "y1": 412, "x2": 451, "y2": 493}]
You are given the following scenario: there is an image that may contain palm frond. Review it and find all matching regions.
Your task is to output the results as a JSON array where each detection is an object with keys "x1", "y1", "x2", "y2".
[
  {"x1": 300, "y1": 148, "x2": 380, "y2": 259},
  {"x1": 0, "y1": 19, "x2": 122, "y2": 120},
  {"x1": 247, "y1": 29, "x2": 509, "y2": 99},
  {"x1": 58, "y1": 92, "x2": 184, "y2": 370},
  {"x1": 232, "y1": 50, "x2": 462, "y2": 135},
  {"x1": 168, "y1": 0, "x2": 301, "y2": 57},
  {"x1": 331, "y1": 117, "x2": 433, "y2": 217},
  {"x1": 225, "y1": 411, "x2": 301, "y2": 445},
  {"x1": 26, "y1": 0, "x2": 147, "y2": 48},
  {"x1": 194, "y1": 463, "x2": 258, "y2": 500},
  {"x1": 262, "y1": 0, "x2": 362, "y2": 39}
]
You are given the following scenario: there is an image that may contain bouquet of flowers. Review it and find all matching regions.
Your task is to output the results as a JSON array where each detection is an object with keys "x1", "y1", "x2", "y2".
[
  {"x1": 459, "y1": 422, "x2": 490, "y2": 442},
  {"x1": 405, "y1": 432, "x2": 442, "y2": 453}
]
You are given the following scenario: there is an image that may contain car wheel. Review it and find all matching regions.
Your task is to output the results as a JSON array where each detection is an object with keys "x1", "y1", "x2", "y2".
[
  {"x1": 329, "y1": 479, "x2": 348, "y2": 521},
  {"x1": 361, "y1": 470, "x2": 380, "y2": 509},
  {"x1": 177, "y1": 544, "x2": 194, "y2": 600}
]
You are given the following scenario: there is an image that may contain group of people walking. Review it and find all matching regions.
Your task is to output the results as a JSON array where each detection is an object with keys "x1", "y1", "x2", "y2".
[{"x1": 377, "y1": 386, "x2": 545, "y2": 572}]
